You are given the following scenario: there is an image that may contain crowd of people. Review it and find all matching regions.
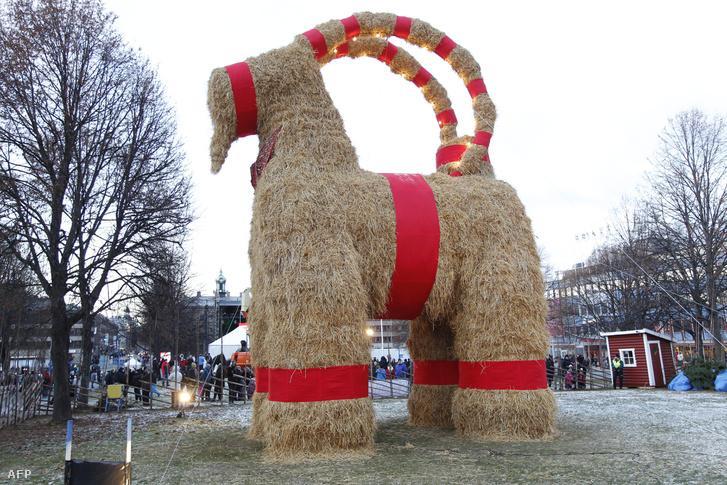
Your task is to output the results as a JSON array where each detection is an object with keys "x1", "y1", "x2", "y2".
[
  {"x1": 545, "y1": 354, "x2": 600, "y2": 391},
  {"x1": 97, "y1": 342, "x2": 256, "y2": 407},
  {"x1": 0, "y1": 367, "x2": 46, "y2": 392},
  {"x1": 370, "y1": 356, "x2": 411, "y2": 380}
]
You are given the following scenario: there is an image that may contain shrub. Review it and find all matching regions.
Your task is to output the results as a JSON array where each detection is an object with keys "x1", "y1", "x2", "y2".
[{"x1": 683, "y1": 357, "x2": 726, "y2": 390}]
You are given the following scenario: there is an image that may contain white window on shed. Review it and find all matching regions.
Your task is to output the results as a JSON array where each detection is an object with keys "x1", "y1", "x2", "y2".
[{"x1": 619, "y1": 348, "x2": 637, "y2": 367}]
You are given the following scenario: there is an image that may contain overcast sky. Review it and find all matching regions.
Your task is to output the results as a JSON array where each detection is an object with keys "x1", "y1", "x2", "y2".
[{"x1": 106, "y1": 0, "x2": 727, "y2": 297}]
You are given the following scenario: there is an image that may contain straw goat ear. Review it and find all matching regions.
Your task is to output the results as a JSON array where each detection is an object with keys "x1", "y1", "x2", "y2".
[{"x1": 208, "y1": 67, "x2": 238, "y2": 174}]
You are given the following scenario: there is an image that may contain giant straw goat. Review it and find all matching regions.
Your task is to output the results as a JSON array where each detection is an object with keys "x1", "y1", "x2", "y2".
[{"x1": 207, "y1": 12, "x2": 555, "y2": 459}]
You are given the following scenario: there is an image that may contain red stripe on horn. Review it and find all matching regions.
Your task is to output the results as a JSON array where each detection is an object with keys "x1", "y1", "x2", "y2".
[
  {"x1": 224, "y1": 62, "x2": 257, "y2": 138},
  {"x1": 411, "y1": 68, "x2": 432, "y2": 87},
  {"x1": 467, "y1": 78, "x2": 488, "y2": 98},
  {"x1": 378, "y1": 42, "x2": 398, "y2": 65},
  {"x1": 458, "y1": 360, "x2": 548, "y2": 390},
  {"x1": 340, "y1": 15, "x2": 361, "y2": 40},
  {"x1": 378, "y1": 174, "x2": 440, "y2": 320},
  {"x1": 436, "y1": 109, "x2": 457, "y2": 126},
  {"x1": 302, "y1": 29, "x2": 328, "y2": 60},
  {"x1": 254, "y1": 367, "x2": 269, "y2": 393},
  {"x1": 434, "y1": 35, "x2": 457, "y2": 59},
  {"x1": 336, "y1": 42, "x2": 349, "y2": 58},
  {"x1": 436, "y1": 144, "x2": 467, "y2": 168},
  {"x1": 413, "y1": 360, "x2": 459, "y2": 385},
  {"x1": 473, "y1": 131, "x2": 492, "y2": 147},
  {"x1": 267, "y1": 365, "x2": 369, "y2": 402},
  {"x1": 394, "y1": 16, "x2": 412, "y2": 39}
]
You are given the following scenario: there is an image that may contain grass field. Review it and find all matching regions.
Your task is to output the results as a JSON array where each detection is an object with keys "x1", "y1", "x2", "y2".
[{"x1": 1, "y1": 389, "x2": 725, "y2": 484}]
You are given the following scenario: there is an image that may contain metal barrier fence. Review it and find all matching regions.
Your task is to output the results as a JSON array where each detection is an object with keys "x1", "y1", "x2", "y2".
[
  {"x1": 2, "y1": 365, "x2": 614, "y2": 428},
  {"x1": 0, "y1": 379, "x2": 45, "y2": 429},
  {"x1": 549, "y1": 366, "x2": 612, "y2": 391}
]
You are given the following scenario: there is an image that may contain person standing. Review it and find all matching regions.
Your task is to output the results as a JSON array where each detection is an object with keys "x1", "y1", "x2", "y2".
[
  {"x1": 611, "y1": 355, "x2": 624, "y2": 389},
  {"x1": 546, "y1": 355, "x2": 555, "y2": 389},
  {"x1": 160, "y1": 358, "x2": 169, "y2": 387}
]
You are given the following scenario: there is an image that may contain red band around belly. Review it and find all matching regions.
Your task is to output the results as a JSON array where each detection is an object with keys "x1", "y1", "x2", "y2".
[
  {"x1": 458, "y1": 360, "x2": 547, "y2": 390},
  {"x1": 254, "y1": 367, "x2": 269, "y2": 393},
  {"x1": 413, "y1": 360, "x2": 458, "y2": 385},
  {"x1": 378, "y1": 174, "x2": 440, "y2": 320},
  {"x1": 267, "y1": 365, "x2": 369, "y2": 402}
]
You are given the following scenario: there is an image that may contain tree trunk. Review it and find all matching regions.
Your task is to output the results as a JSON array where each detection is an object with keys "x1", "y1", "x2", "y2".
[
  {"x1": 693, "y1": 320, "x2": 704, "y2": 359},
  {"x1": 0, "y1": 312, "x2": 11, "y2": 373},
  {"x1": 710, "y1": 312, "x2": 725, "y2": 363},
  {"x1": 78, "y1": 314, "x2": 95, "y2": 404},
  {"x1": 50, "y1": 297, "x2": 71, "y2": 423}
]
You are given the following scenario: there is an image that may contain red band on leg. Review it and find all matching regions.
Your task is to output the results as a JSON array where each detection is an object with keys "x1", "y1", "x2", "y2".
[
  {"x1": 378, "y1": 42, "x2": 398, "y2": 65},
  {"x1": 436, "y1": 144, "x2": 467, "y2": 168},
  {"x1": 302, "y1": 29, "x2": 328, "y2": 60},
  {"x1": 467, "y1": 78, "x2": 488, "y2": 98},
  {"x1": 224, "y1": 62, "x2": 257, "y2": 138},
  {"x1": 340, "y1": 15, "x2": 361, "y2": 40},
  {"x1": 436, "y1": 109, "x2": 457, "y2": 126},
  {"x1": 267, "y1": 365, "x2": 369, "y2": 402},
  {"x1": 411, "y1": 68, "x2": 432, "y2": 88},
  {"x1": 254, "y1": 367, "x2": 269, "y2": 393},
  {"x1": 413, "y1": 360, "x2": 458, "y2": 385},
  {"x1": 394, "y1": 16, "x2": 412, "y2": 39},
  {"x1": 458, "y1": 360, "x2": 547, "y2": 390},
  {"x1": 434, "y1": 35, "x2": 457, "y2": 59}
]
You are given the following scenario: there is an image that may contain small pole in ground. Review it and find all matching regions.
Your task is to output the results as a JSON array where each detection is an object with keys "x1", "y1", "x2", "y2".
[{"x1": 65, "y1": 419, "x2": 73, "y2": 462}]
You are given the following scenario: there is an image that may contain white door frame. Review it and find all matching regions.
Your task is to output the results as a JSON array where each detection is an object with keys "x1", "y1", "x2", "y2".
[
  {"x1": 643, "y1": 334, "x2": 655, "y2": 386},
  {"x1": 647, "y1": 340, "x2": 666, "y2": 386}
]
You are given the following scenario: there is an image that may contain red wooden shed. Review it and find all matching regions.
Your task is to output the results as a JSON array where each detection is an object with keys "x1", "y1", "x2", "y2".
[{"x1": 599, "y1": 329, "x2": 677, "y2": 388}]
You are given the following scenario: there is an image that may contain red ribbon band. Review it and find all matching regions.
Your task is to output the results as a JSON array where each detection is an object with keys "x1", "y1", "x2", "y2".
[
  {"x1": 411, "y1": 68, "x2": 432, "y2": 88},
  {"x1": 467, "y1": 78, "x2": 488, "y2": 98},
  {"x1": 254, "y1": 367, "x2": 269, "y2": 393},
  {"x1": 394, "y1": 16, "x2": 412, "y2": 39},
  {"x1": 224, "y1": 62, "x2": 257, "y2": 138},
  {"x1": 436, "y1": 144, "x2": 467, "y2": 168},
  {"x1": 434, "y1": 35, "x2": 457, "y2": 60},
  {"x1": 413, "y1": 360, "x2": 459, "y2": 385},
  {"x1": 436, "y1": 109, "x2": 457, "y2": 126},
  {"x1": 267, "y1": 364, "x2": 369, "y2": 402},
  {"x1": 378, "y1": 42, "x2": 398, "y2": 65},
  {"x1": 303, "y1": 29, "x2": 328, "y2": 60},
  {"x1": 458, "y1": 360, "x2": 547, "y2": 390},
  {"x1": 473, "y1": 130, "x2": 493, "y2": 147},
  {"x1": 378, "y1": 174, "x2": 440, "y2": 320},
  {"x1": 335, "y1": 42, "x2": 349, "y2": 58},
  {"x1": 340, "y1": 15, "x2": 361, "y2": 40}
]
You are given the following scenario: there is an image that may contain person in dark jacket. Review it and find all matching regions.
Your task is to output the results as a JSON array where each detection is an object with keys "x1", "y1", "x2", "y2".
[
  {"x1": 611, "y1": 356, "x2": 625, "y2": 389},
  {"x1": 546, "y1": 355, "x2": 555, "y2": 388},
  {"x1": 213, "y1": 362, "x2": 224, "y2": 401},
  {"x1": 229, "y1": 364, "x2": 244, "y2": 403}
]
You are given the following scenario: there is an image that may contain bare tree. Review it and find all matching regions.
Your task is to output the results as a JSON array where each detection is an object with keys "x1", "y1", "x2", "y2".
[
  {"x1": 564, "y1": 210, "x2": 672, "y2": 333},
  {"x1": 0, "y1": 0, "x2": 192, "y2": 420},
  {"x1": 0, "y1": 236, "x2": 37, "y2": 372},
  {"x1": 644, "y1": 110, "x2": 727, "y2": 361},
  {"x1": 133, "y1": 244, "x2": 194, "y2": 360}
]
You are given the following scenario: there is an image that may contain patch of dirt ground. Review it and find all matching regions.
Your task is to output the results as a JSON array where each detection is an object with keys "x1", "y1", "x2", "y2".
[{"x1": 0, "y1": 389, "x2": 725, "y2": 484}]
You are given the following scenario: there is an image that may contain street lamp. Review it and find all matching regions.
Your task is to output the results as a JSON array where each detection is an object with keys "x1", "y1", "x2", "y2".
[{"x1": 366, "y1": 327, "x2": 374, "y2": 337}]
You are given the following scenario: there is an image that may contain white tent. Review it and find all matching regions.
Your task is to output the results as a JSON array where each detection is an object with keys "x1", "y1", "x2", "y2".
[{"x1": 208, "y1": 324, "x2": 248, "y2": 359}]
